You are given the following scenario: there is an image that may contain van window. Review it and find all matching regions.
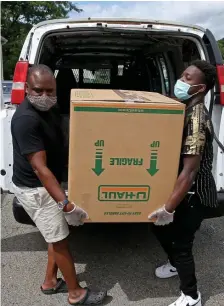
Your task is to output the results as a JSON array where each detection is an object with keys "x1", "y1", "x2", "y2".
[
  {"x1": 182, "y1": 40, "x2": 201, "y2": 68},
  {"x1": 146, "y1": 57, "x2": 162, "y2": 93},
  {"x1": 83, "y1": 69, "x2": 110, "y2": 84},
  {"x1": 118, "y1": 65, "x2": 124, "y2": 76},
  {"x1": 73, "y1": 69, "x2": 79, "y2": 83},
  {"x1": 158, "y1": 56, "x2": 170, "y2": 94}
]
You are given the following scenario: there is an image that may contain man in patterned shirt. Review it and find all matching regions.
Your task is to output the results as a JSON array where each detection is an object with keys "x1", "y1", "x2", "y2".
[{"x1": 148, "y1": 60, "x2": 218, "y2": 306}]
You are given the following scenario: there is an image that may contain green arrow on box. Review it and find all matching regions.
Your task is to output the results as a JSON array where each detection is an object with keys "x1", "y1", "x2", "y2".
[
  {"x1": 146, "y1": 151, "x2": 159, "y2": 176},
  {"x1": 92, "y1": 149, "x2": 105, "y2": 176}
]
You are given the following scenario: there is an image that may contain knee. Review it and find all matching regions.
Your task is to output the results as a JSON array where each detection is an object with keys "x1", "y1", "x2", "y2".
[
  {"x1": 172, "y1": 241, "x2": 194, "y2": 260},
  {"x1": 52, "y1": 238, "x2": 68, "y2": 249}
]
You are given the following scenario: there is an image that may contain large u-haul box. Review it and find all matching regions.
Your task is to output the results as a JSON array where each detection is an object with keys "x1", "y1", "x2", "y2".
[{"x1": 68, "y1": 90, "x2": 185, "y2": 222}]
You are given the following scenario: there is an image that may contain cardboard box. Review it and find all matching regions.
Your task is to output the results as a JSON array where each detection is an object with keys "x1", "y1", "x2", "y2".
[{"x1": 68, "y1": 89, "x2": 185, "y2": 222}]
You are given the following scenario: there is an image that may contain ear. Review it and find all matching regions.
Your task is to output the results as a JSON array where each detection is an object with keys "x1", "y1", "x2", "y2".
[{"x1": 198, "y1": 84, "x2": 206, "y2": 93}]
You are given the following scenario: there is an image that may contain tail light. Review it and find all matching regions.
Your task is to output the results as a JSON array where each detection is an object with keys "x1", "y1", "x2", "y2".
[
  {"x1": 11, "y1": 61, "x2": 29, "y2": 104},
  {"x1": 217, "y1": 65, "x2": 224, "y2": 105}
]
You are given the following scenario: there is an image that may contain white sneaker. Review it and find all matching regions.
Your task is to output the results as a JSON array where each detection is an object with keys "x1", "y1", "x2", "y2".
[
  {"x1": 169, "y1": 291, "x2": 202, "y2": 306},
  {"x1": 155, "y1": 261, "x2": 178, "y2": 279}
]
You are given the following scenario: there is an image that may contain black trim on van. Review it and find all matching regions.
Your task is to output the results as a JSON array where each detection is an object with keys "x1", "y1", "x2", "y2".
[
  {"x1": 203, "y1": 29, "x2": 223, "y2": 65},
  {"x1": 203, "y1": 29, "x2": 223, "y2": 106}
]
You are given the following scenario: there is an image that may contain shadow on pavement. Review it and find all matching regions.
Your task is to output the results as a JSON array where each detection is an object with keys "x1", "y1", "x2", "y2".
[{"x1": 1, "y1": 222, "x2": 224, "y2": 304}]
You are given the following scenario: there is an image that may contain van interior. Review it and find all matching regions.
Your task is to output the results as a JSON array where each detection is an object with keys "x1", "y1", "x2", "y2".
[{"x1": 36, "y1": 28, "x2": 202, "y2": 185}]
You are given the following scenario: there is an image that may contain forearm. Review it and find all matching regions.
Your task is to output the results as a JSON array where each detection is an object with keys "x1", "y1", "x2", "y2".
[
  {"x1": 165, "y1": 170, "x2": 196, "y2": 212},
  {"x1": 34, "y1": 166, "x2": 66, "y2": 203}
]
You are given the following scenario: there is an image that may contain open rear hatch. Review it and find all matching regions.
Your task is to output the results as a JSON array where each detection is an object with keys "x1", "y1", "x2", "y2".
[{"x1": 34, "y1": 23, "x2": 214, "y2": 188}]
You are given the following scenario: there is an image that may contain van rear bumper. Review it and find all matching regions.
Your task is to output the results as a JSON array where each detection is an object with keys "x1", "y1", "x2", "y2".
[{"x1": 9, "y1": 190, "x2": 224, "y2": 225}]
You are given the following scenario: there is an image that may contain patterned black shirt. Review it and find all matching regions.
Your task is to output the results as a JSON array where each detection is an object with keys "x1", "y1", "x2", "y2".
[{"x1": 180, "y1": 103, "x2": 218, "y2": 207}]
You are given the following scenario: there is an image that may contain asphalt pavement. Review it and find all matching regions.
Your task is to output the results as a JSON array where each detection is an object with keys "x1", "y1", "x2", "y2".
[{"x1": 1, "y1": 194, "x2": 224, "y2": 306}]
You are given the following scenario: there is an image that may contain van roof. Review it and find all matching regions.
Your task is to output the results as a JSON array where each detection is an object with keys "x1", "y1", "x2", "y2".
[{"x1": 33, "y1": 17, "x2": 206, "y2": 33}]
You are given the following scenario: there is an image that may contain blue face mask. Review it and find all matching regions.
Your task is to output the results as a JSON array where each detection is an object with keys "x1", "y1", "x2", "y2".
[{"x1": 174, "y1": 80, "x2": 204, "y2": 101}]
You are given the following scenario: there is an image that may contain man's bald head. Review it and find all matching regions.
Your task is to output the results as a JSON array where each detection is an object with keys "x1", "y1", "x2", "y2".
[
  {"x1": 26, "y1": 64, "x2": 56, "y2": 97},
  {"x1": 27, "y1": 64, "x2": 54, "y2": 82}
]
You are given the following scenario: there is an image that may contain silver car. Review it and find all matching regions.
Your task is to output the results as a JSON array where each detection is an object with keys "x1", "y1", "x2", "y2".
[{"x1": 2, "y1": 80, "x2": 12, "y2": 104}]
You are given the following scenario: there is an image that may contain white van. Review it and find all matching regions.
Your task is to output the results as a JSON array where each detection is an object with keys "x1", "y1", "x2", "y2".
[{"x1": 0, "y1": 18, "x2": 223, "y2": 211}]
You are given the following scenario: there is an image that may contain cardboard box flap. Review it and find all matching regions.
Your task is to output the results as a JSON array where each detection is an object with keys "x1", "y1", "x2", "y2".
[{"x1": 70, "y1": 89, "x2": 182, "y2": 105}]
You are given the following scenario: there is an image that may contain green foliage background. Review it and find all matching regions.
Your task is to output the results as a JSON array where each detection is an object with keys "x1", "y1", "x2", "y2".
[
  {"x1": 218, "y1": 39, "x2": 224, "y2": 60},
  {"x1": 1, "y1": 2, "x2": 224, "y2": 79},
  {"x1": 1, "y1": 1, "x2": 82, "y2": 79}
]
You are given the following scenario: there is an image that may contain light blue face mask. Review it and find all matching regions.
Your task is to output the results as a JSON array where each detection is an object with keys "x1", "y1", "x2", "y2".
[{"x1": 174, "y1": 80, "x2": 204, "y2": 101}]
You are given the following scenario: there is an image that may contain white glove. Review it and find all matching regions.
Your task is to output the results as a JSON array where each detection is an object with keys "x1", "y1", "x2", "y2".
[
  {"x1": 148, "y1": 205, "x2": 174, "y2": 226},
  {"x1": 64, "y1": 203, "x2": 89, "y2": 226}
]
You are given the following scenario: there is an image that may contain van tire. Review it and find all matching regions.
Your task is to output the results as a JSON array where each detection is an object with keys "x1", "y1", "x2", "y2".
[
  {"x1": 12, "y1": 196, "x2": 36, "y2": 226},
  {"x1": 204, "y1": 192, "x2": 224, "y2": 219}
]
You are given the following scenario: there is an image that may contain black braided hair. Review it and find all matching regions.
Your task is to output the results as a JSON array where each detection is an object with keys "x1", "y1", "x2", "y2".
[{"x1": 191, "y1": 60, "x2": 217, "y2": 92}]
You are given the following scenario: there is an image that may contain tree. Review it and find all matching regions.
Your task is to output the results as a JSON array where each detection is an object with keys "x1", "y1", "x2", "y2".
[
  {"x1": 1, "y1": 1, "x2": 82, "y2": 79},
  {"x1": 218, "y1": 39, "x2": 224, "y2": 60}
]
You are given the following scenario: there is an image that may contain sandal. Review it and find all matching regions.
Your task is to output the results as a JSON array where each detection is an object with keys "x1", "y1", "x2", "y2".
[
  {"x1": 41, "y1": 278, "x2": 68, "y2": 295},
  {"x1": 69, "y1": 287, "x2": 107, "y2": 305}
]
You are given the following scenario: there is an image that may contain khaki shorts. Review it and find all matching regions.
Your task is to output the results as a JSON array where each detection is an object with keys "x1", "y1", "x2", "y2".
[{"x1": 12, "y1": 184, "x2": 69, "y2": 243}]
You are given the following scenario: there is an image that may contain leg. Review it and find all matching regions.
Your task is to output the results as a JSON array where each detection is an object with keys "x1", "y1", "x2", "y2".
[
  {"x1": 34, "y1": 189, "x2": 86, "y2": 302},
  {"x1": 52, "y1": 238, "x2": 86, "y2": 303},
  {"x1": 13, "y1": 185, "x2": 106, "y2": 304},
  {"x1": 41, "y1": 243, "x2": 59, "y2": 290},
  {"x1": 172, "y1": 239, "x2": 198, "y2": 298},
  {"x1": 152, "y1": 222, "x2": 175, "y2": 266},
  {"x1": 171, "y1": 195, "x2": 204, "y2": 298}
]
